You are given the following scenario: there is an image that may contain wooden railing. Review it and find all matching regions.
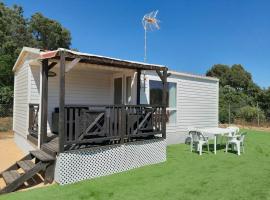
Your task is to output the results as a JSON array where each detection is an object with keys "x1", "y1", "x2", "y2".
[
  {"x1": 28, "y1": 104, "x2": 39, "y2": 138},
  {"x1": 62, "y1": 105, "x2": 165, "y2": 150}
]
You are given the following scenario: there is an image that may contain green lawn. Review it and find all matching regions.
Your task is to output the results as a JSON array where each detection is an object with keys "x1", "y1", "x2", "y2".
[{"x1": 2, "y1": 129, "x2": 270, "y2": 200}]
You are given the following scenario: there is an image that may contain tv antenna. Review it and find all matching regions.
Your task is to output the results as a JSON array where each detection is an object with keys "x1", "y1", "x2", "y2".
[{"x1": 142, "y1": 10, "x2": 160, "y2": 62}]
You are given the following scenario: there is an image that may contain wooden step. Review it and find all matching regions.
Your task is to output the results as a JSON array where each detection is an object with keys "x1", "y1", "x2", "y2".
[
  {"x1": 17, "y1": 160, "x2": 35, "y2": 172},
  {"x1": 2, "y1": 170, "x2": 20, "y2": 185},
  {"x1": 41, "y1": 137, "x2": 59, "y2": 157},
  {"x1": 30, "y1": 150, "x2": 55, "y2": 162}
]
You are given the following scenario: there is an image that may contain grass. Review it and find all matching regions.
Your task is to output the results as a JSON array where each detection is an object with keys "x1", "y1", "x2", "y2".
[{"x1": 2, "y1": 129, "x2": 270, "y2": 200}]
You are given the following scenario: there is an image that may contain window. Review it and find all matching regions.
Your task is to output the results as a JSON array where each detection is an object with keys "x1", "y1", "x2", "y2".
[
  {"x1": 149, "y1": 80, "x2": 177, "y2": 123},
  {"x1": 126, "y1": 76, "x2": 132, "y2": 104}
]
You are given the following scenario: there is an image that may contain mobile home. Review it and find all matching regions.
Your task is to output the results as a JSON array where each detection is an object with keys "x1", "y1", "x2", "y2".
[{"x1": 0, "y1": 47, "x2": 218, "y2": 193}]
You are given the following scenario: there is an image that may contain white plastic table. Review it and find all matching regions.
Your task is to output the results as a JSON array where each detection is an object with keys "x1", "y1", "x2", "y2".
[{"x1": 198, "y1": 127, "x2": 232, "y2": 154}]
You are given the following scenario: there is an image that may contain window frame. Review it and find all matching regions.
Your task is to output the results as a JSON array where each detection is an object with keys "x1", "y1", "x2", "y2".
[{"x1": 148, "y1": 77, "x2": 177, "y2": 125}]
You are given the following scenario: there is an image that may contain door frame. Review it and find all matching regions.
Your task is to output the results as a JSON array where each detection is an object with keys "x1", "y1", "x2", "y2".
[
  {"x1": 112, "y1": 73, "x2": 124, "y2": 104},
  {"x1": 112, "y1": 71, "x2": 137, "y2": 105}
]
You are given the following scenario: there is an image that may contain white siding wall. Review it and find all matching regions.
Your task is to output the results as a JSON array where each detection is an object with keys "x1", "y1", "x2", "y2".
[
  {"x1": 29, "y1": 63, "x2": 136, "y2": 134},
  {"x1": 144, "y1": 71, "x2": 219, "y2": 144},
  {"x1": 13, "y1": 61, "x2": 29, "y2": 138},
  {"x1": 29, "y1": 66, "x2": 40, "y2": 104},
  {"x1": 174, "y1": 75, "x2": 219, "y2": 144},
  {"x1": 30, "y1": 65, "x2": 119, "y2": 133}
]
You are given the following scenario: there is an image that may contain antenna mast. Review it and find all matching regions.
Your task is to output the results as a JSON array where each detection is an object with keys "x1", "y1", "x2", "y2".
[
  {"x1": 142, "y1": 10, "x2": 160, "y2": 62},
  {"x1": 141, "y1": 10, "x2": 160, "y2": 91}
]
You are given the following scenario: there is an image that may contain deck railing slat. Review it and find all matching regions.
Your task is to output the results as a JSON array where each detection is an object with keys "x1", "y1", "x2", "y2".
[{"x1": 61, "y1": 104, "x2": 165, "y2": 151}]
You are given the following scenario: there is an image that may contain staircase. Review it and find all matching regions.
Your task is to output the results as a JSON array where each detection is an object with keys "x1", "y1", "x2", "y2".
[{"x1": 0, "y1": 150, "x2": 55, "y2": 194}]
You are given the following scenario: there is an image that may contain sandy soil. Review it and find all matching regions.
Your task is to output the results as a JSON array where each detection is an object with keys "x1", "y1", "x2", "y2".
[
  {"x1": 0, "y1": 131, "x2": 54, "y2": 191},
  {"x1": 0, "y1": 131, "x2": 23, "y2": 172},
  {"x1": 0, "y1": 131, "x2": 24, "y2": 189}
]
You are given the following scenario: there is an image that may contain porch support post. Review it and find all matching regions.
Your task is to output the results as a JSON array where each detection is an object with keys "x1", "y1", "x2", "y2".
[
  {"x1": 136, "y1": 69, "x2": 141, "y2": 105},
  {"x1": 59, "y1": 51, "x2": 66, "y2": 153},
  {"x1": 161, "y1": 69, "x2": 168, "y2": 139},
  {"x1": 40, "y1": 59, "x2": 49, "y2": 146},
  {"x1": 156, "y1": 68, "x2": 168, "y2": 139}
]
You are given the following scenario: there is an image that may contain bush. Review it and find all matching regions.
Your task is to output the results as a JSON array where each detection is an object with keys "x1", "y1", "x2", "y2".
[
  {"x1": 0, "y1": 117, "x2": 13, "y2": 131},
  {"x1": 237, "y1": 106, "x2": 266, "y2": 122},
  {"x1": 0, "y1": 86, "x2": 13, "y2": 104},
  {"x1": 0, "y1": 104, "x2": 13, "y2": 117},
  {"x1": 219, "y1": 106, "x2": 228, "y2": 123}
]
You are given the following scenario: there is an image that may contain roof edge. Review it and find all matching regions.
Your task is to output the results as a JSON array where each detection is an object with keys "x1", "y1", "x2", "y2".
[
  {"x1": 39, "y1": 48, "x2": 167, "y2": 71},
  {"x1": 12, "y1": 47, "x2": 41, "y2": 72},
  {"x1": 169, "y1": 70, "x2": 219, "y2": 82}
]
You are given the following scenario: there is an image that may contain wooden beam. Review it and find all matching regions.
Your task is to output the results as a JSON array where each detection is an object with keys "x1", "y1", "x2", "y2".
[
  {"x1": 40, "y1": 59, "x2": 49, "y2": 145},
  {"x1": 48, "y1": 62, "x2": 57, "y2": 71},
  {"x1": 155, "y1": 70, "x2": 164, "y2": 82},
  {"x1": 59, "y1": 51, "x2": 66, "y2": 153},
  {"x1": 63, "y1": 51, "x2": 167, "y2": 71},
  {"x1": 136, "y1": 69, "x2": 141, "y2": 105},
  {"x1": 65, "y1": 58, "x2": 80, "y2": 72},
  {"x1": 161, "y1": 69, "x2": 168, "y2": 139}
]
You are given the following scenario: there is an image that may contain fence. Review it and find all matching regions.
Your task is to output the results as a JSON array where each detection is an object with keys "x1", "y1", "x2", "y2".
[
  {"x1": 0, "y1": 104, "x2": 13, "y2": 131},
  {"x1": 219, "y1": 102, "x2": 270, "y2": 127}
]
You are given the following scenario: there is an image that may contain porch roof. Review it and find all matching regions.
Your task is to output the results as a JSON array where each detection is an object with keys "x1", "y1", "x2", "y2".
[{"x1": 40, "y1": 48, "x2": 168, "y2": 71}]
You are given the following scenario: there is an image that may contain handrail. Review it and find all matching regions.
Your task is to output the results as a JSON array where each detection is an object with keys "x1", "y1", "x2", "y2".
[{"x1": 59, "y1": 104, "x2": 165, "y2": 151}]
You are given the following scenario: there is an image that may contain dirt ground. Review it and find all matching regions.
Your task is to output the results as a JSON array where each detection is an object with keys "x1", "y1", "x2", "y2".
[
  {"x1": 220, "y1": 123, "x2": 270, "y2": 132},
  {"x1": 0, "y1": 131, "x2": 24, "y2": 172},
  {"x1": 0, "y1": 131, "x2": 24, "y2": 189},
  {"x1": 0, "y1": 131, "x2": 53, "y2": 191}
]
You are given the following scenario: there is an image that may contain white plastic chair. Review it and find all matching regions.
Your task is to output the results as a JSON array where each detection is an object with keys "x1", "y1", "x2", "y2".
[
  {"x1": 227, "y1": 126, "x2": 240, "y2": 136},
  {"x1": 222, "y1": 126, "x2": 240, "y2": 144},
  {"x1": 186, "y1": 127, "x2": 197, "y2": 144},
  {"x1": 225, "y1": 132, "x2": 247, "y2": 156},
  {"x1": 190, "y1": 131, "x2": 209, "y2": 155}
]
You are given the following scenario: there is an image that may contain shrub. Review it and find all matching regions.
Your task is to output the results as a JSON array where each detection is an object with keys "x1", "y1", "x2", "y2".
[{"x1": 237, "y1": 106, "x2": 266, "y2": 122}]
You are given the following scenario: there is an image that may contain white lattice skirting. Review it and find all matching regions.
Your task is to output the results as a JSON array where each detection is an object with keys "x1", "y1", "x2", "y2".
[{"x1": 54, "y1": 138, "x2": 166, "y2": 185}]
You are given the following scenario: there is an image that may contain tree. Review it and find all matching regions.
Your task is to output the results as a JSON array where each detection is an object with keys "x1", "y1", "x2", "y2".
[
  {"x1": 258, "y1": 88, "x2": 270, "y2": 119},
  {"x1": 206, "y1": 64, "x2": 268, "y2": 123},
  {"x1": 0, "y1": 3, "x2": 33, "y2": 87},
  {"x1": 206, "y1": 64, "x2": 230, "y2": 87},
  {"x1": 227, "y1": 64, "x2": 252, "y2": 91},
  {"x1": 218, "y1": 85, "x2": 253, "y2": 123},
  {"x1": 246, "y1": 82, "x2": 262, "y2": 101},
  {"x1": 0, "y1": 2, "x2": 73, "y2": 104},
  {"x1": 29, "y1": 13, "x2": 71, "y2": 50}
]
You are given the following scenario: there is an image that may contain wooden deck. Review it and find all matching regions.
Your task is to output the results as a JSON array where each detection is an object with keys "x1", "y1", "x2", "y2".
[{"x1": 41, "y1": 137, "x2": 59, "y2": 157}]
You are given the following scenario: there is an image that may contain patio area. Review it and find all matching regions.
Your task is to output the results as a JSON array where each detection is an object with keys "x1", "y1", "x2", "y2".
[{"x1": 1, "y1": 129, "x2": 270, "y2": 200}]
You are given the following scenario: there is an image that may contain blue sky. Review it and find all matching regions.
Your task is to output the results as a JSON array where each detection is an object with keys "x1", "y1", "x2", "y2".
[{"x1": 4, "y1": 0, "x2": 270, "y2": 88}]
